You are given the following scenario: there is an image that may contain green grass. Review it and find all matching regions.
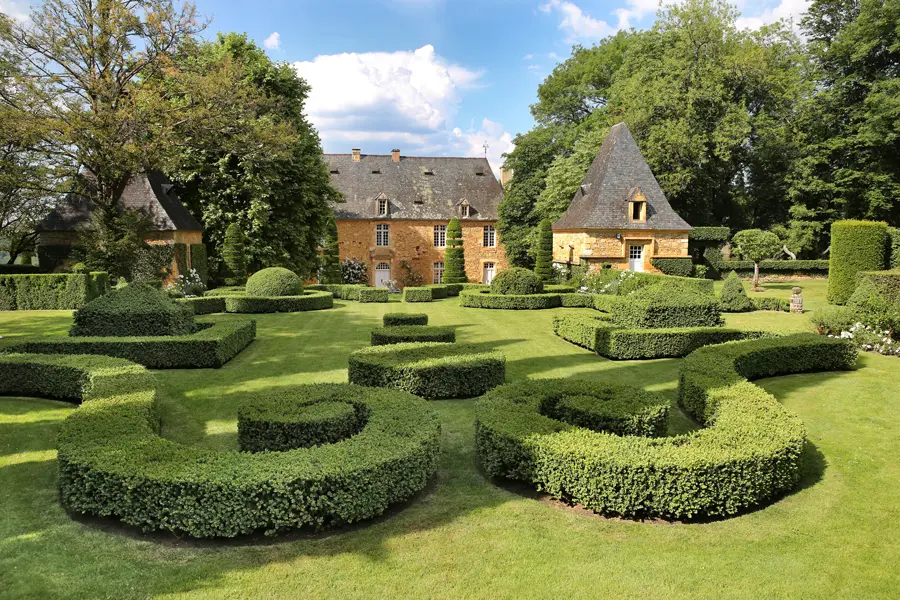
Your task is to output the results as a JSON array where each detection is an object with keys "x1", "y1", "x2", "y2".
[{"x1": 1, "y1": 287, "x2": 899, "y2": 599}]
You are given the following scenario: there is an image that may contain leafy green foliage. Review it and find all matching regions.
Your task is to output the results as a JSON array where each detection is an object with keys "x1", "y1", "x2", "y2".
[
  {"x1": 173, "y1": 244, "x2": 188, "y2": 276},
  {"x1": 402, "y1": 287, "x2": 433, "y2": 303},
  {"x1": 476, "y1": 335, "x2": 856, "y2": 519},
  {"x1": 584, "y1": 269, "x2": 714, "y2": 296},
  {"x1": 427, "y1": 284, "x2": 449, "y2": 299},
  {"x1": 610, "y1": 286, "x2": 723, "y2": 328},
  {"x1": 460, "y1": 290, "x2": 562, "y2": 310},
  {"x1": 318, "y1": 217, "x2": 341, "y2": 285},
  {"x1": 443, "y1": 217, "x2": 468, "y2": 283},
  {"x1": 810, "y1": 305, "x2": 858, "y2": 335},
  {"x1": 70, "y1": 283, "x2": 193, "y2": 337},
  {"x1": 383, "y1": 313, "x2": 428, "y2": 326},
  {"x1": 689, "y1": 227, "x2": 731, "y2": 242},
  {"x1": 189, "y1": 244, "x2": 208, "y2": 286},
  {"x1": 0, "y1": 273, "x2": 108, "y2": 310},
  {"x1": 847, "y1": 270, "x2": 900, "y2": 332},
  {"x1": 348, "y1": 342, "x2": 506, "y2": 399},
  {"x1": 222, "y1": 224, "x2": 247, "y2": 286},
  {"x1": 732, "y1": 229, "x2": 783, "y2": 288},
  {"x1": 245, "y1": 267, "x2": 302, "y2": 297},
  {"x1": 371, "y1": 326, "x2": 455, "y2": 346},
  {"x1": 176, "y1": 296, "x2": 225, "y2": 315},
  {"x1": 224, "y1": 290, "x2": 333, "y2": 313},
  {"x1": 534, "y1": 219, "x2": 554, "y2": 282},
  {"x1": 358, "y1": 288, "x2": 388, "y2": 303},
  {"x1": 239, "y1": 395, "x2": 367, "y2": 453},
  {"x1": 827, "y1": 220, "x2": 888, "y2": 304},
  {"x1": 720, "y1": 271, "x2": 753, "y2": 312},
  {"x1": 889, "y1": 228, "x2": 900, "y2": 269},
  {"x1": 650, "y1": 257, "x2": 694, "y2": 277},
  {"x1": 490, "y1": 267, "x2": 543, "y2": 295},
  {"x1": 306, "y1": 283, "x2": 368, "y2": 300},
  {"x1": 9, "y1": 319, "x2": 255, "y2": 369}
]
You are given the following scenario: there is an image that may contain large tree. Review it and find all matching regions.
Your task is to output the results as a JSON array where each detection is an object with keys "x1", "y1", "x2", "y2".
[
  {"x1": 164, "y1": 33, "x2": 339, "y2": 279},
  {"x1": 789, "y1": 0, "x2": 900, "y2": 226}
]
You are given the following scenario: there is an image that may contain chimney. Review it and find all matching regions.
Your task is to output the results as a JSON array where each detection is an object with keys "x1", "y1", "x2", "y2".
[
  {"x1": 352, "y1": 148, "x2": 361, "y2": 162},
  {"x1": 391, "y1": 149, "x2": 400, "y2": 162}
]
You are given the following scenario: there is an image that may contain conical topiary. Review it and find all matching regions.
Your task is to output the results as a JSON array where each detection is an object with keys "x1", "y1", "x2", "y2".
[
  {"x1": 535, "y1": 218, "x2": 553, "y2": 282},
  {"x1": 222, "y1": 223, "x2": 247, "y2": 286},
  {"x1": 719, "y1": 270, "x2": 753, "y2": 312},
  {"x1": 444, "y1": 217, "x2": 468, "y2": 283}
]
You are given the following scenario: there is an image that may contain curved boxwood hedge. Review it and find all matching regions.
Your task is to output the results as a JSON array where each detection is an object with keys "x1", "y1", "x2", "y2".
[
  {"x1": 383, "y1": 313, "x2": 428, "y2": 326},
  {"x1": 650, "y1": 257, "x2": 694, "y2": 278},
  {"x1": 0, "y1": 355, "x2": 441, "y2": 538},
  {"x1": 544, "y1": 284, "x2": 577, "y2": 293},
  {"x1": 6, "y1": 318, "x2": 256, "y2": 368},
  {"x1": 349, "y1": 342, "x2": 506, "y2": 399},
  {"x1": 460, "y1": 290, "x2": 562, "y2": 310},
  {"x1": 358, "y1": 288, "x2": 388, "y2": 303},
  {"x1": 371, "y1": 325, "x2": 455, "y2": 346},
  {"x1": 828, "y1": 220, "x2": 888, "y2": 304},
  {"x1": 552, "y1": 313, "x2": 766, "y2": 359},
  {"x1": 224, "y1": 290, "x2": 334, "y2": 313},
  {"x1": 476, "y1": 334, "x2": 856, "y2": 520},
  {"x1": 610, "y1": 286, "x2": 722, "y2": 328},
  {"x1": 176, "y1": 296, "x2": 226, "y2": 315},
  {"x1": 560, "y1": 293, "x2": 596, "y2": 308},
  {"x1": 402, "y1": 287, "x2": 433, "y2": 303}
]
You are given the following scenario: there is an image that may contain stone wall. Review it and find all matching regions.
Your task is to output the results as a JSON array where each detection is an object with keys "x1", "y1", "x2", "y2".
[
  {"x1": 336, "y1": 219, "x2": 508, "y2": 285},
  {"x1": 552, "y1": 229, "x2": 689, "y2": 273}
]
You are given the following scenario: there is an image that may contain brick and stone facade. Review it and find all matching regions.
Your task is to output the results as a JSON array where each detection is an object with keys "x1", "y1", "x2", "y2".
[
  {"x1": 552, "y1": 123, "x2": 691, "y2": 273},
  {"x1": 325, "y1": 151, "x2": 507, "y2": 285}
]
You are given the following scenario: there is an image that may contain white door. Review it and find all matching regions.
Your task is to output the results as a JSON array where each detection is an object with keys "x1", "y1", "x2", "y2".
[
  {"x1": 375, "y1": 262, "x2": 391, "y2": 287},
  {"x1": 628, "y1": 245, "x2": 644, "y2": 272},
  {"x1": 483, "y1": 262, "x2": 496, "y2": 284}
]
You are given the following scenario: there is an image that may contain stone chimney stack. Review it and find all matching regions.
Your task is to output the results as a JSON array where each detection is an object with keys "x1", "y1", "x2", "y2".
[
  {"x1": 391, "y1": 149, "x2": 400, "y2": 162},
  {"x1": 352, "y1": 148, "x2": 361, "y2": 162}
]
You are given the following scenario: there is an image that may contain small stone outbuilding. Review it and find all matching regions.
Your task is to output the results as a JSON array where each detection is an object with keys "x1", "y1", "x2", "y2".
[{"x1": 552, "y1": 123, "x2": 691, "y2": 273}]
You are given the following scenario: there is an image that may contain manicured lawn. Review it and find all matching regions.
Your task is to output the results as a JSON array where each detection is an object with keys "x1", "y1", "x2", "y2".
[{"x1": 1, "y1": 290, "x2": 898, "y2": 599}]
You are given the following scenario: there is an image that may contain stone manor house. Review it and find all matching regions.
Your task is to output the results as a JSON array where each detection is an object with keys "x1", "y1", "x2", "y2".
[{"x1": 324, "y1": 149, "x2": 508, "y2": 286}]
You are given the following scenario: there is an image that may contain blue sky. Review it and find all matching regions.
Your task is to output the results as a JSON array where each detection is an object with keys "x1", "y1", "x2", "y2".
[{"x1": 1, "y1": 0, "x2": 811, "y2": 172}]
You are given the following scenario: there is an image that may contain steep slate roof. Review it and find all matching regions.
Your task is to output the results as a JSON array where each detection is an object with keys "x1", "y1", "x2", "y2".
[
  {"x1": 553, "y1": 123, "x2": 691, "y2": 231},
  {"x1": 323, "y1": 154, "x2": 502, "y2": 221},
  {"x1": 38, "y1": 172, "x2": 202, "y2": 232}
]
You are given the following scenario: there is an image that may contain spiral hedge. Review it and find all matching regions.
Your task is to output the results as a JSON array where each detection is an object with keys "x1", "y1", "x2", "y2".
[
  {"x1": 476, "y1": 334, "x2": 856, "y2": 520},
  {"x1": 349, "y1": 342, "x2": 506, "y2": 399},
  {"x1": 0, "y1": 355, "x2": 440, "y2": 538},
  {"x1": 371, "y1": 325, "x2": 456, "y2": 346},
  {"x1": 224, "y1": 290, "x2": 334, "y2": 313}
]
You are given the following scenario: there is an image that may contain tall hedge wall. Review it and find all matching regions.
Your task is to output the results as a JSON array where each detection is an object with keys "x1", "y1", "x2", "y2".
[
  {"x1": 827, "y1": 220, "x2": 888, "y2": 305},
  {"x1": 0, "y1": 272, "x2": 109, "y2": 310}
]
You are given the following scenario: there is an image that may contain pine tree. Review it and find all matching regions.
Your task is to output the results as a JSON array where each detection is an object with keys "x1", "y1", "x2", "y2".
[
  {"x1": 222, "y1": 223, "x2": 247, "y2": 286},
  {"x1": 319, "y1": 217, "x2": 341, "y2": 284},
  {"x1": 534, "y1": 218, "x2": 554, "y2": 281},
  {"x1": 443, "y1": 217, "x2": 468, "y2": 283}
]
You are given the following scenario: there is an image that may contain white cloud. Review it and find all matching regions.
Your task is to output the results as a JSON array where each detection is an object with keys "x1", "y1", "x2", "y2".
[
  {"x1": 735, "y1": 0, "x2": 810, "y2": 30},
  {"x1": 0, "y1": 0, "x2": 30, "y2": 21},
  {"x1": 263, "y1": 31, "x2": 281, "y2": 50},
  {"x1": 523, "y1": 53, "x2": 535, "y2": 60},
  {"x1": 540, "y1": 0, "x2": 617, "y2": 41},
  {"x1": 451, "y1": 119, "x2": 515, "y2": 176},
  {"x1": 293, "y1": 45, "x2": 512, "y2": 174}
]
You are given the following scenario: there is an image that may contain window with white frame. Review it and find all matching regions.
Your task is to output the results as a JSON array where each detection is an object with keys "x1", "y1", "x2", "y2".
[
  {"x1": 433, "y1": 224, "x2": 446, "y2": 247},
  {"x1": 378, "y1": 198, "x2": 388, "y2": 216},
  {"x1": 433, "y1": 261, "x2": 444, "y2": 284},
  {"x1": 483, "y1": 225, "x2": 496, "y2": 247},
  {"x1": 462, "y1": 205, "x2": 470, "y2": 218},
  {"x1": 376, "y1": 224, "x2": 390, "y2": 247}
]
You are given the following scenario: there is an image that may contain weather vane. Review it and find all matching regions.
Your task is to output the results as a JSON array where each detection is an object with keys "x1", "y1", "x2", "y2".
[{"x1": 483, "y1": 141, "x2": 489, "y2": 157}]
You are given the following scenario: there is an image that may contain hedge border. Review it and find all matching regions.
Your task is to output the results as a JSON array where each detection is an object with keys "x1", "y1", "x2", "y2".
[
  {"x1": 238, "y1": 397, "x2": 367, "y2": 453},
  {"x1": 402, "y1": 287, "x2": 433, "y2": 303},
  {"x1": 359, "y1": 288, "x2": 389, "y2": 303},
  {"x1": 5, "y1": 318, "x2": 256, "y2": 368},
  {"x1": 650, "y1": 257, "x2": 694, "y2": 278},
  {"x1": 459, "y1": 290, "x2": 562, "y2": 310},
  {"x1": 383, "y1": 313, "x2": 428, "y2": 326},
  {"x1": 828, "y1": 220, "x2": 888, "y2": 304},
  {"x1": 0, "y1": 272, "x2": 110, "y2": 310},
  {"x1": 176, "y1": 296, "x2": 226, "y2": 315},
  {"x1": 371, "y1": 326, "x2": 455, "y2": 346},
  {"x1": 224, "y1": 290, "x2": 334, "y2": 313},
  {"x1": 475, "y1": 334, "x2": 856, "y2": 520},
  {"x1": 0, "y1": 355, "x2": 440, "y2": 538},
  {"x1": 349, "y1": 342, "x2": 506, "y2": 399}
]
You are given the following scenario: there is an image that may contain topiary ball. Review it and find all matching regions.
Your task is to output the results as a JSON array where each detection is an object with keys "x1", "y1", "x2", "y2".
[
  {"x1": 245, "y1": 267, "x2": 302, "y2": 297},
  {"x1": 491, "y1": 267, "x2": 544, "y2": 295},
  {"x1": 70, "y1": 282, "x2": 195, "y2": 337}
]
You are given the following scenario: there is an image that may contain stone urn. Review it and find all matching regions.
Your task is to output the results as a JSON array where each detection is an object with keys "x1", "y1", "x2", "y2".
[{"x1": 790, "y1": 287, "x2": 803, "y2": 314}]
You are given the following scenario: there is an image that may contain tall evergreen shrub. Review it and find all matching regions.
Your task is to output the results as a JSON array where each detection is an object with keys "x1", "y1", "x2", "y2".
[
  {"x1": 719, "y1": 271, "x2": 752, "y2": 312},
  {"x1": 827, "y1": 220, "x2": 888, "y2": 304},
  {"x1": 444, "y1": 217, "x2": 468, "y2": 283},
  {"x1": 222, "y1": 223, "x2": 247, "y2": 286},
  {"x1": 535, "y1": 219, "x2": 553, "y2": 282},
  {"x1": 319, "y1": 217, "x2": 341, "y2": 284}
]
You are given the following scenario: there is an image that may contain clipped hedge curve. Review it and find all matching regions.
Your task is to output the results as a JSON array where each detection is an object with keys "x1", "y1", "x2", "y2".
[{"x1": 224, "y1": 290, "x2": 334, "y2": 313}]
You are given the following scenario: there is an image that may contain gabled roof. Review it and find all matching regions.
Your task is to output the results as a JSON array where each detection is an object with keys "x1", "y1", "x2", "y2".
[
  {"x1": 323, "y1": 153, "x2": 502, "y2": 221},
  {"x1": 37, "y1": 172, "x2": 203, "y2": 233},
  {"x1": 553, "y1": 123, "x2": 691, "y2": 231}
]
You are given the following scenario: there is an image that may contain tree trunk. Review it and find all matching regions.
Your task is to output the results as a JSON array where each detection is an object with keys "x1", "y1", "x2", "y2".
[{"x1": 753, "y1": 262, "x2": 760, "y2": 290}]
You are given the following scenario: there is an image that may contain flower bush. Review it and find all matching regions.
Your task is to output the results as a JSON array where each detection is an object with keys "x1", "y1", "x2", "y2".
[
  {"x1": 832, "y1": 322, "x2": 900, "y2": 356},
  {"x1": 341, "y1": 258, "x2": 369, "y2": 284},
  {"x1": 166, "y1": 269, "x2": 206, "y2": 298}
]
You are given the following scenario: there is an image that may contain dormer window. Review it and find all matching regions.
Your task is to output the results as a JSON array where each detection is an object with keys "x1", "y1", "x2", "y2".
[
  {"x1": 461, "y1": 204, "x2": 470, "y2": 218},
  {"x1": 475, "y1": 167, "x2": 484, "y2": 176},
  {"x1": 378, "y1": 198, "x2": 388, "y2": 216},
  {"x1": 423, "y1": 168, "x2": 434, "y2": 176},
  {"x1": 628, "y1": 186, "x2": 647, "y2": 223},
  {"x1": 631, "y1": 201, "x2": 644, "y2": 221}
]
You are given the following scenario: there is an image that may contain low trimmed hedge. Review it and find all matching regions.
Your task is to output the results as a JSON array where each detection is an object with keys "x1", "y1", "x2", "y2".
[
  {"x1": 349, "y1": 342, "x2": 506, "y2": 399},
  {"x1": 0, "y1": 272, "x2": 109, "y2": 310},
  {"x1": 560, "y1": 293, "x2": 596, "y2": 308},
  {"x1": 544, "y1": 284, "x2": 577, "y2": 293},
  {"x1": 383, "y1": 313, "x2": 428, "y2": 326},
  {"x1": 7, "y1": 318, "x2": 256, "y2": 368},
  {"x1": 402, "y1": 287, "x2": 433, "y2": 303},
  {"x1": 224, "y1": 290, "x2": 334, "y2": 313},
  {"x1": 552, "y1": 314, "x2": 766, "y2": 359},
  {"x1": 650, "y1": 257, "x2": 694, "y2": 278},
  {"x1": 427, "y1": 284, "x2": 449, "y2": 299},
  {"x1": 460, "y1": 290, "x2": 562, "y2": 310},
  {"x1": 205, "y1": 286, "x2": 246, "y2": 297},
  {"x1": 0, "y1": 355, "x2": 440, "y2": 537},
  {"x1": 371, "y1": 325, "x2": 455, "y2": 346},
  {"x1": 476, "y1": 334, "x2": 856, "y2": 520},
  {"x1": 176, "y1": 296, "x2": 226, "y2": 315},
  {"x1": 306, "y1": 283, "x2": 368, "y2": 301},
  {"x1": 611, "y1": 287, "x2": 722, "y2": 328},
  {"x1": 71, "y1": 283, "x2": 194, "y2": 337},
  {"x1": 751, "y1": 297, "x2": 790, "y2": 312},
  {"x1": 444, "y1": 283, "x2": 464, "y2": 296},
  {"x1": 689, "y1": 227, "x2": 731, "y2": 242},
  {"x1": 359, "y1": 288, "x2": 389, "y2": 303}
]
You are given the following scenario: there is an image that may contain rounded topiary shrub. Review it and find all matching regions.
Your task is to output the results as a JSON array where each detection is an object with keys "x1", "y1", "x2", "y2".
[
  {"x1": 70, "y1": 282, "x2": 194, "y2": 337},
  {"x1": 245, "y1": 267, "x2": 303, "y2": 297},
  {"x1": 491, "y1": 268, "x2": 543, "y2": 295}
]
